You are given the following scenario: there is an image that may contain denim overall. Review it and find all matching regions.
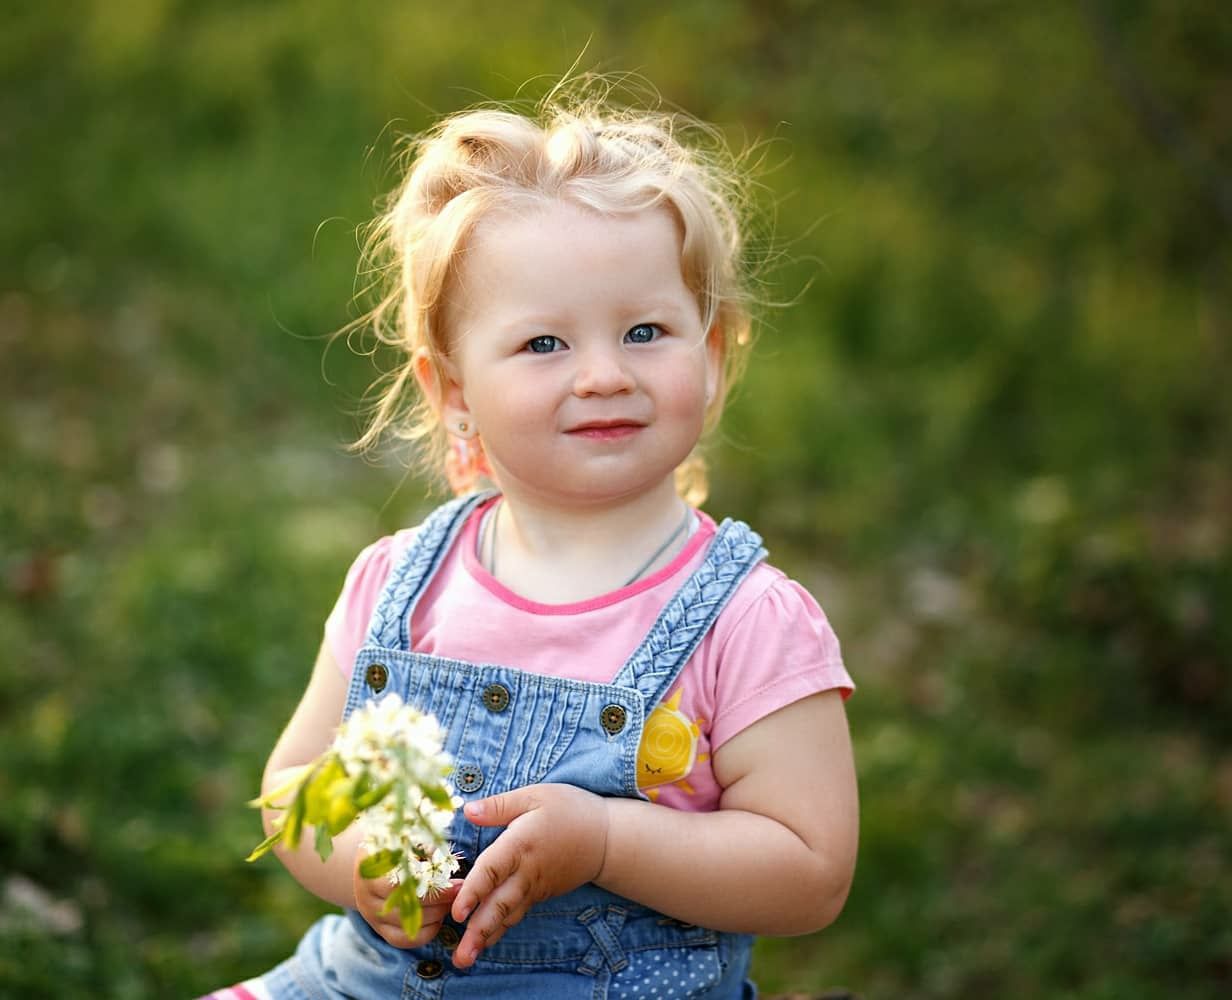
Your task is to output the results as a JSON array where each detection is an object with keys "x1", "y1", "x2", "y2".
[{"x1": 262, "y1": 492, "x2": 767, "y2": 999}]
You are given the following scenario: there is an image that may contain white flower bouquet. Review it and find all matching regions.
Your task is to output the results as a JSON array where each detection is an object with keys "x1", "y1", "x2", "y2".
[{"x1": 247, "y1": 694, "x2": 462, "y2": 937}]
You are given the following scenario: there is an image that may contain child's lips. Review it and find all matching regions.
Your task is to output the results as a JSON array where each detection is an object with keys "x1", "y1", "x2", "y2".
[{"x1": 566, "y1": 420, "x2": 645, "y2": 440}]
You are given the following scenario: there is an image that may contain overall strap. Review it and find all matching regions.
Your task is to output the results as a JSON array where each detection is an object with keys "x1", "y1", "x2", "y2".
[
  {"x1": 362, "y1": 490, "x2": 496, "y2": 652},
  {"x1": 612, "y1": 518, "x2": 767, "y2": 708}
]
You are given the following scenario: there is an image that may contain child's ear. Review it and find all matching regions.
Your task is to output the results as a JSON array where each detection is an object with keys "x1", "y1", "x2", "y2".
[{"x1": 414, "y1": 350, "x2": 474, "y2": 438}]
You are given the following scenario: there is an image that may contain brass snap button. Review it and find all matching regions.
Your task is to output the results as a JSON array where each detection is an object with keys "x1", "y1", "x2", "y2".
[
  {"x1": 455, "y1": 763, "x2": 484, "y2": 793},
  {"x1": 481, "y1": 682, "x2": 511, "y2": 713},
  {"x1": 416, "y1": 958, "x2": 443, "y2": 979},
  {"x1": 600, "y1": 704, "x2": 627, "y2": 735},
  {"x1": 437, "y1": 925, "x2": 461, "y2": 950},
  {"x1": 365, "y1": 662, "x2": 388, "y2": 693}
]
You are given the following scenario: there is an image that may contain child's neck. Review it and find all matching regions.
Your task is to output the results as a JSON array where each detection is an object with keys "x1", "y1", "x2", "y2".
[{"x1": 486, "y1": 483, "x2": 694, "y2": 604}]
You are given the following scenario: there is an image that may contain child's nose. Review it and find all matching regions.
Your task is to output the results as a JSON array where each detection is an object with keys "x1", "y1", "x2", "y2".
[{"x1": 572, "y1": 346, "x2": 635, "y2": 396}]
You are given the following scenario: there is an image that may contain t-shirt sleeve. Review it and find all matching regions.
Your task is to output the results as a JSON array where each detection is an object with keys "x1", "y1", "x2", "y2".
[
  {"x1": 707, "y1": 572, "x2": 853, "y2": 752},
  {"x1": 323, "y1": 531, "x2": 415, "y2": 680}
]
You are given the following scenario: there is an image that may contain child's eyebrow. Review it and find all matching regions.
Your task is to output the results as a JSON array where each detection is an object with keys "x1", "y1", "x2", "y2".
[
  {"x1": 622, "y1": 299, "x2": 693, "y2": 319},
  {"x1": 493, "y1": 314, "x2": 564, "y2": 337}
]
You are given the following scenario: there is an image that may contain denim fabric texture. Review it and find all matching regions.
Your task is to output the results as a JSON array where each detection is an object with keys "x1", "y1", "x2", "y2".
[{"x1": 259, "y1": 492, "x2": 767, "y2": 998}]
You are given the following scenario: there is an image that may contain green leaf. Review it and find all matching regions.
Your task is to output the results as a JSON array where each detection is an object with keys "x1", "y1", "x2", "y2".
[
  {"x1": 314, "y1": 819, "x2": 334, "y2": 862},
  {"x1": 359, "y1": 849, "x2": 401, "y2": 879},
  {"x1": 422, "y1": 783, "x2": 454, "y2": 809},
  {"x1": 284, "y1": 785, "x2": 308, "y2": 849},
  {"x1": 245, "y1": 828, "x2": 284, "y2": 863},
  {"x1": 326, "y1": 794, "x2": 359, "y2": 836},
  {"x1": 354, "y1": 778, "x2": 394, "y2": 811},
  {"x1": 303, "y1": 757, "x2": 347, "y2": 826},
  {"x1": 380, "y1": 881, "x2": 423, "y2": 940},
  {"x1": 397, "y1": 891, "x2": 424, "y2": 940},
  {"x1": 248, "y1": 764, "x2": 311, "y2": 810}
]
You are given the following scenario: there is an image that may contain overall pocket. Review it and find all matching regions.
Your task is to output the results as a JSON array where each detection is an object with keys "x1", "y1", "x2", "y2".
[
  {"x1": 609, "y1": 939, "x2": 724, "y2": 1000},
  {"x1": 604, "y1": 910, "x2": 732, "y2": 1000}
]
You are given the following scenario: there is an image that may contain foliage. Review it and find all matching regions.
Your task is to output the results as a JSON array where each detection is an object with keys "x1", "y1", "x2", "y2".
[
  {"x1": 2, "y1": 1, "x2": 1228, "y2": 996},
  {"x1": 247, "y1": 692, "x2": 461, "y2": 940}
]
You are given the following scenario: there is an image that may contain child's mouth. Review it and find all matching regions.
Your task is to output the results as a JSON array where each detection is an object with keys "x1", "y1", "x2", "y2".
[{"x1": 567, "y1": 421, "x2": 644, "y2": 440}]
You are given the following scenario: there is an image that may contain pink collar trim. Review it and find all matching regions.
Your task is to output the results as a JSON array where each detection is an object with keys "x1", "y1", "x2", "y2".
[{"x1": 459, "y1": 496, "x2": 716, "y2": 616}]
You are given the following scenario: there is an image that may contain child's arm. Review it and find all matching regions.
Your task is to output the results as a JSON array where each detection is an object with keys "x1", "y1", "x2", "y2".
[
  {"x1": 259, "y1": 641, "x2": 357, "y2": 908},
  {"x1": 450, "y1": 690, "x2": 857, "y2": 968},
  {"x1": 261, "y1": 642, "x2": 461, "y2": 948}
]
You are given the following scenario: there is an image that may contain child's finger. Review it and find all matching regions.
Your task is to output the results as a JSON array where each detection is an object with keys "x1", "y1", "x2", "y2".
[
  {"x1": 453, "y1": 880, "x2": 532, "y2": 968},
  {"x1": 353, "y1": 852, "x2": 397, "y2": 902},
  {"x1": 359, "y1": 879, "x2": 464, "y2": 950},
  {"x1": 388, "y1": 880, "x2": 463, "y2": 944},
  {"x1": 452, "y1": 844, "x2": 517, "y2": 923},
  {"x1": 463, "y1": 787, "x2": 537, "y2": 828},
  {"x1": 360, "y1": 876, "x2": 394, "y2": 903},
  {"x1": 404, "y1": 914, "x2": 445, "y2": 949},
  {"x1": 418, "y1": 880, "x2": 463, "y2": 921}
]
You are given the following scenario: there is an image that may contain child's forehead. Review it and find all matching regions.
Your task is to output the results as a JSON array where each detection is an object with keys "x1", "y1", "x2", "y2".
[
  {"x1": 453, "y1": 201, "x2": 681, "y2": 297},
  {"x1": 462, "y1": 206, "x2": 682, "y2": 290},
  {"x1": 468, "y1": 198, "x2": 682, "y2": 254}
]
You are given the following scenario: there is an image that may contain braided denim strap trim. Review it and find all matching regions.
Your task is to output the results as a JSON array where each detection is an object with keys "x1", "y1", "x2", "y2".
[
  {"x1": 363, "y1": 491, "x2": 494, "y2": 652},
  {"x1": 615, "y1": 518, "x2": 767, "y2": 703}
]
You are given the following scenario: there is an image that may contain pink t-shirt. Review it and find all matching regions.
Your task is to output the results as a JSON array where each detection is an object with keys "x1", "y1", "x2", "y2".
[{"x1": 325, "y1": 498, "x2": 853, "y2": 813}]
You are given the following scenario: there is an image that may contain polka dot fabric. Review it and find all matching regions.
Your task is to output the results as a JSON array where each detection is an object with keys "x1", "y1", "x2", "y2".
[{"x1": 609, "y1": 940, "x2": 725, "y2": 999}]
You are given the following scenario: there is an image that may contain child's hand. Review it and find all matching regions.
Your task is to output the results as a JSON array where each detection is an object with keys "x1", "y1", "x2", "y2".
[
  {"x1": 352, "y1": 851, "x2": 463, "y2": 949},
  {"x1": 450, "y1": 783, "x2": 609, "y2": 968}
]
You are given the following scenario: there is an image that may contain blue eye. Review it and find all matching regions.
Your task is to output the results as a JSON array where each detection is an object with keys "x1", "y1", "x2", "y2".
[
  {"x1": 526, "y1": 335, "x2": 562, "y2": 353},
  {"x1": 625, "y1": 323, "x2": 661, "y2": 344}
]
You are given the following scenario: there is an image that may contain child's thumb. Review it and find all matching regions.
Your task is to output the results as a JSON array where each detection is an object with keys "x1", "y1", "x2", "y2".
[{"x1": 462, "y1": 788, "x2": 533, "y2": 827}]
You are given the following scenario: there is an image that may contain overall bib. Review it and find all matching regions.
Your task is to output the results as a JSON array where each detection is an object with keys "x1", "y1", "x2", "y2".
[{"x1": 263, "y1": 492, "x2": 767, "y2": 999}]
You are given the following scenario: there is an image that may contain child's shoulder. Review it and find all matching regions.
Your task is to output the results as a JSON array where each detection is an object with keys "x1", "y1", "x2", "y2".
[
  {"x1": 720, "y1": 559, "x2": 837, "y2": 638},
  {"x1": 339, "y1": 526, "x2": 422, "y2": 592},
  {"x1": 702, "y1": 554, "x2": 851, "y2": 749},
  {"x1": 323, "y1": 524, "x2": 428, "y2": 675},
  {"x1": 702, "y1": 516, "x2": 845, "y2": 660}
]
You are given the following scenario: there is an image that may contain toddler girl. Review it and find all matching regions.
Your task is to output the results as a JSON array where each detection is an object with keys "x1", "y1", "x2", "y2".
[{"x1": 207, "y1": 89, "x2": 857, "y2": 1000}]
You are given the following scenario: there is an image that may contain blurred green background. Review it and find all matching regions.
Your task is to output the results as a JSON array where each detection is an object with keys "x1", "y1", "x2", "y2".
[{"x1": 3, "y1": 2, "x2": 1229, "y2": 997}]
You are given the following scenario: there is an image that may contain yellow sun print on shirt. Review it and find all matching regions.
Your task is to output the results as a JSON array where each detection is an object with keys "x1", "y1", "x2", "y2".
[{"x1": 636, "y1": 689, "x2": 708, "y2": 801}]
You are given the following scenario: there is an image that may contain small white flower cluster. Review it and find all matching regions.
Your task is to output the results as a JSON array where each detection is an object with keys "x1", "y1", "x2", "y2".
[{"x1": 332, "y1": 694, "x2": 463, "y2": 898}]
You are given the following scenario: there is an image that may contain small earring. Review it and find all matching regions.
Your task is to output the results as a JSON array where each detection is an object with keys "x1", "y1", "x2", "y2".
[{"x1": 458, "y1": 421, "x2": 469, "y2": 434}]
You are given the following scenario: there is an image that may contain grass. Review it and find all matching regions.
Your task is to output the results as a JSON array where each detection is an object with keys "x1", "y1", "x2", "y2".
[{"x1": 3, "y1": 3, "x2": 1230, "y2": 996}]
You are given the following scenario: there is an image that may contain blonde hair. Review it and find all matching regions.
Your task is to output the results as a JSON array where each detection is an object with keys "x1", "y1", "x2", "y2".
[{"x1": 349, "y1": 85, "x2": 757, "y2": 502}]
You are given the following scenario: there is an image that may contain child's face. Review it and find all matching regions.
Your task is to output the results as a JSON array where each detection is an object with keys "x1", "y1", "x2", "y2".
[{"x1": 438, "y1": 200, "x2": 719, "y2": 509}]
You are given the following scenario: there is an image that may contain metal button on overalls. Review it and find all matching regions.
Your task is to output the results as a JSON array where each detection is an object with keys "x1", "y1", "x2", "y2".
[
  {"x1": 416, "y1": 959, "x2": 443, "y2": 980},
  {"x1": 437, "y1": 925, "x2": 461, "y2": 950},
  {"x1": 600, "y1": 703, "x2": 627, "y2": 735},
  {"x1": 455, "y1": 764, "x2": 484, "y2": 793},
  {"x1": 481, "y1": 682, "x2": 510, "y2": 712},
  {"x1": 365, "y1": 662, "x2": 388, "y2": 693}
]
